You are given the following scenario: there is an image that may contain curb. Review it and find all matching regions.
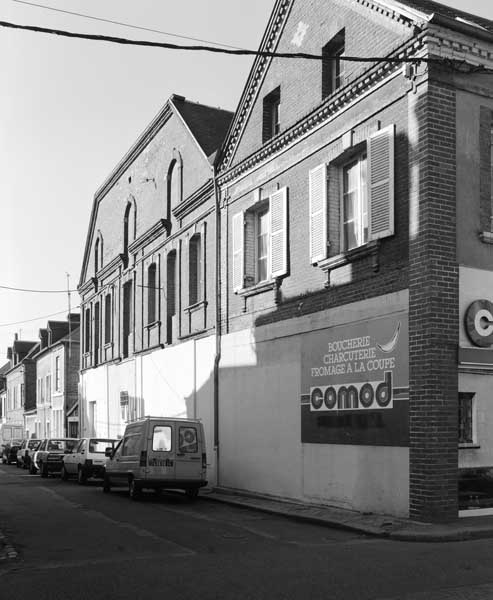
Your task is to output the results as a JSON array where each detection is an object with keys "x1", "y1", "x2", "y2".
[
  {"x1": 202, "y1": 491, "x2": 493, "y2": 543},
  {"x1": 0, "y1": 531, "x2": 18, "y2": 561}
]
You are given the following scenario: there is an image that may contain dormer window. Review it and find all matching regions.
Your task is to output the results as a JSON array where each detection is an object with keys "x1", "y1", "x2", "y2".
[
  {"x1": 263, "y1": 87, "x2": 281, "y2": 143},
  {"x1": 322, "y1": 29, "x2": 345, "y2": 98}
]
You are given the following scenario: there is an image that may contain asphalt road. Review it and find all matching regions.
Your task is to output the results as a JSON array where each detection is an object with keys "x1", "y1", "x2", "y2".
[{"x1": 1, "y1": 464, "x2": 493, "y2": 599}]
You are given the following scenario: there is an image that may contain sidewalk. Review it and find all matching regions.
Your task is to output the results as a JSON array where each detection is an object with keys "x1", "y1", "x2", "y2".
[{"x1": 202, "y1": 488, "x2": 493, "y2": 542}]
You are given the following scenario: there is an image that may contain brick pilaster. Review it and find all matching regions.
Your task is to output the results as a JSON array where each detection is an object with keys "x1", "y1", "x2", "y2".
[{"x1": 408, "y1": 75, "x2": 459, "y2": 522}]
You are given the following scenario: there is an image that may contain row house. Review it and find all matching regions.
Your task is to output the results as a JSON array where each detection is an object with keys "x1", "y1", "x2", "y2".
[
  {"x1": 34, "y1": 314, "x2": 80, "y2": 439},
  {"x1": 78, "y1": 0, "x2": 493, "y2": 522},
  {"x1": 214, "y1": 0, "x2": 493, "y2": 522},
  {"x1": 0, "y1": 361, "x2": 10, "y2": 424},
  {"x1": 4, "y1": 337, "x2": 38, "y2": 436},
  {"x1": 78, "y1": 95, "x2": 232, "y2": 480}
]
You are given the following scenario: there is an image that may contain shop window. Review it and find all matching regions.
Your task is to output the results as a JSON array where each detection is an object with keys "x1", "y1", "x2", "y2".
[
  {"x1": 322, "y1": 30, "x2": 345, "y2": 98},
  {"x1": 262, "y1": 87, "x2": 281, "y2": 143},
  {"x1": 459, "y1": 392, "x2": 476, "y2": 446},
  {"x1": 232, "y1": 187, "x2": 288, "y2": 292}
]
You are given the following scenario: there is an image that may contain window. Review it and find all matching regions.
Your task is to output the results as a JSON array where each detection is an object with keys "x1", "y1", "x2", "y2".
[
  {"x1": 189, "y1": 235, "x2": 202, "y2": 305},
  {"x1": 232, "y1": 187, "x2": 288, "y2": 292},
  {"x1": 166, "y1": 250, "x2": 177, "y2": 344},
  {"x1": 20, "y1": 383, "x2": 24, "y2": 407},
  {"x1": 94, "y1": 237, "x2": 100, "y2": 276},
  {"x1": 88, "y1": 401, "x2": 96, "y2": 436},
  {"x1": 459, "y1": 393, "x2": 476, "y2": 446},
  {"x1": 262, "y1": 87, "x2": 281, "y2": 143},
  {"x1": 322, "y1": 29, "x2": 345, "y2": 98},
  {"x1": 104, "y1": 293, "x2": 112, "y2": 344},
  {"x1": 120, "y1": 391, "x2": 129, "y2": 423},
  {"x1": 121, "y1": 433, "x2": 140, "y2": 456},
  {"x1": 309, "y1": 125, "x2": 395, "y2": 264},
  {"x1": 152, "y1": 426, "x2": 172, "y2": 452},
  {"x1": 45, "y1": 375, "x2": 51, "y2": 404},
  {"x1": 342, "y1": 153, "x2": 368, "y2": 251},
  {"x1": 179, "y1": 426, "x2": 198, "y2": 454},
  {"x1": 55, "y1": 356, "x2": 61, "y2": 391},
  {"x1": 147, "y1": 263, "x2": 157, "y2": 324},
  {"x1": 84, "y1": 307, "x2": 91, "y2": 354},
  {"x1": 122, "y1": 281, "x2": 132, "y2": 358},
  {"x1": 94, "y1": 302, "x2": 100, "y2": 366}
]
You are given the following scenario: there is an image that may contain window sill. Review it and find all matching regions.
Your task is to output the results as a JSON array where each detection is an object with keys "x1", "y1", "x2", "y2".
[
  {"x1": 104, "y1": 342, "x2": 113, "y2": 349},
  {"x1": 237, "y1": 279, "x2": 276, "y2": 299},
  {"x1": 459, "y1": 443, "x2": 481, "y2": 449},
  {"x1": 145, "y1": 320, "x2": 161, "y2": 330},
  {"x1": 317, "y1": 240, "x2": 380, "y2": 286},
  {"x1": 479, "y1": 231, "x2": 493, "y2": 244},
  {"x1": 184, "y1": 300, "x2": 207, "y2": 314}
]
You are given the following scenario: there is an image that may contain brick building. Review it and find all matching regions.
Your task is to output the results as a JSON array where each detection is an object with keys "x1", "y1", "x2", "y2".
[
  {"x1": 34, "y1": 314, "x2": 80, "y2": 439},
  {"x1": 78, "y1": 95, "x2": 232, "y2": 481},
  {"x1": 214, "y1": 0, "x2": 493, "y2": 522}
]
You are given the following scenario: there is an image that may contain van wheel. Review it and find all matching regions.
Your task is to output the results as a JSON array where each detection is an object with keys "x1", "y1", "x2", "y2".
[
  {"x1": 128, "y1": 478, "x2": 141, "y2": 500},
  {"x1": 77, "y1": 467, "x2": 87, "y2": 485},
  {"x1": 102, "y1": 474, "x2": 111, "y2": 493},
  {"x1": 186, "y1": 488, "x2": 199, "y2": 500}
]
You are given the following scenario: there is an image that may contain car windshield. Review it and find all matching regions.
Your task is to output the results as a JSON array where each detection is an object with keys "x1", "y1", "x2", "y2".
[
  {"x1": 47, "y1": 440, "x2": 77, "y2": 451},
  {"x1": 89, "y1": 439, "x2": 116, "y2": 453},
  {"x1": 28, "y1": 440, "x2": 40, "y2": 450}
]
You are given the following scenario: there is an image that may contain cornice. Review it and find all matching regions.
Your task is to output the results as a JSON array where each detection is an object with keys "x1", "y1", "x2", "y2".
[
  {"x1": 356, "y1": 0, "x2": 426, "y2": 28},
  {"x1": 219, "y1": 36, "x2": 425, "y2": 186},
  {"x1": 128, "y1": 218, "x2": 170, "y2": 255},
  {"x1": 425, "y1": 24, "x2": 493, "y2": 67},
  {"x1": 78, "y1": 277, "x2": 97, "y2": 296},
  {"x1": 96, "y1": 254, "x2": 121, "y2": 281},
  {"x1": 220, "y1": 0, "x2": 292, "y2": 171},
  {"x1": 173, "y1": 179, "x2": 214, "y2": 220}
]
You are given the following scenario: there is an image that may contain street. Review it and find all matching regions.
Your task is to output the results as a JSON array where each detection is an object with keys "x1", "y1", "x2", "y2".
[{"x1": 1, "y1": 464, "x2": 493, "y2": 599}]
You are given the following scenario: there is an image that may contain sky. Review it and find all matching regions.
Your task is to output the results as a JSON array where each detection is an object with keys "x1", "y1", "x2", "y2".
[{"x1": 1, "y1": 0, "x2": 493, "y2": 361}]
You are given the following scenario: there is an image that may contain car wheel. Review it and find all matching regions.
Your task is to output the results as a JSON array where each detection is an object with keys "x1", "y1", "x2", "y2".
[
  {"x1": 77, "y1": 467, "x2": 87, "y2": 485},
  {"x1": 40, "y1": 463, "x2": 48, "y2": 478},
  {"x1": 16, "y1": 460, "x2": 21, "y2": 468},
  {"x1": 102, "y1": 473, "x2": 111, "y2": 493},
  {"x1": 60, "y1": 464, "x2": 69, "y2": 481},
  {"x1": 185, "y1": 488, "x2": 199, "y2": 500},
  {"x1": 128, "y1": 478, "x2": 141, "y2": 500},
  {"x1": 1, "y1": 458, "x2": 6, "y2": 465},
  {"x1": 29, "y1": 462, "x2": 37, "y2": 475}
]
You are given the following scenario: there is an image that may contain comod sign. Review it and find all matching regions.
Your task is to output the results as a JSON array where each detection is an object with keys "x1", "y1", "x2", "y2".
[
  {"x1": 300, "y1": 312, "x2": 409, "y2": 446},
  {"x1": 465, "y1": 300, "x2": 493, "y2": 347}
]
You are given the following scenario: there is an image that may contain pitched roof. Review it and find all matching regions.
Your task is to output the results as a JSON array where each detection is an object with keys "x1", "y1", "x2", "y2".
[
  {"x1": 0, "y1": 362, "x2": 11, "y2": 377},
  {"x1": 12, "y1": 340, "x2": 38, "y2": 356},
  {"x1": 386, "y1": 0, "x2": 493, "y2": 33},
  {"x1": 171, "y1": 95, "x2": 234, "y2": 159}
]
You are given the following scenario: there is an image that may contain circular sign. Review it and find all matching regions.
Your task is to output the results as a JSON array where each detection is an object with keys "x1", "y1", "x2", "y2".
[
  {"x1": 311, "y1": 388, "x2": 323, "y2": 410},
  {"x1": 465, "y1": 300, "x2": 493, "y2": 347}
]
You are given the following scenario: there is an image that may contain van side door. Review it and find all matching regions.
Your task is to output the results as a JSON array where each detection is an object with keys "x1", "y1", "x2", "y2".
[
  {"x1": 174, "y1": 424, "x2": 204, "y2": 482},
  {"x1": 146, "y1": 422, "x2": 175, "y2": 482}
]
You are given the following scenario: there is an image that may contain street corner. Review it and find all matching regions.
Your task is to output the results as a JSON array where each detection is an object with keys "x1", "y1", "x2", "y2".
[{"x1": 0, "y1": 530, "x2": 18, "y2": 562}]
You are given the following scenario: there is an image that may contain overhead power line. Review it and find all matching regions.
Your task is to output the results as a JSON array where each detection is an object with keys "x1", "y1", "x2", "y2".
[
  {"x1": 8, "y1": 0, "x2": 242, "y2": 50},
  {"x1": 0, "y1": 284, "x2": 78, "y2": 293},
  {"x1": 0, "y1": 19, "x2": 462, "y2": 65},
  {"x1": 0, "y1": 306, "x2": 80, "y2": 328}
]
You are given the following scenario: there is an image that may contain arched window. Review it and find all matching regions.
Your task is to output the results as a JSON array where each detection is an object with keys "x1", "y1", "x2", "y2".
[
  {"x1": 94, "y1": 238, "x2": 100, "y2": 276},
  {"x1": 166, "y1": 150, "x2": 182, "y2": 222},
  {"x1": 189, "y1": 234, "x2": 202, "y2": 305},
  {"x1": 147, "y1": 263, "x2": 157, "y2": 324},
  {"x1": 123, "y1": 198, "x2": 136, "y2": 266}
]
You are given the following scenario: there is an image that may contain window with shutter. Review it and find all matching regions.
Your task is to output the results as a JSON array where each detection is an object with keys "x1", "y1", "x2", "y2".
[
  {"x1": 232, "y1": 212, "x2": 244, "y2": 291},
  {"x1": 309, "y1": 164, "x2": 327, "y2": 264},
  {"x1": 270, "y1": 187, "x2": 288, "y2": 278},
  {"x1": 368, "y1": 124, "x2": 395, "y2": 240}
]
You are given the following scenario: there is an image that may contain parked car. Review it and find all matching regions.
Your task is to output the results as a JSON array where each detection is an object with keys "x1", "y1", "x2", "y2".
[
  {"x1": 61, "y1": 437, "x2": 118, "y2": 484},
  {"x1": 0, "y1": 424, "x2": 23, "y2": 461},
  {"x1": 17, "y1": 439, "x2": 41, "y2": 470},
  {"x1": 2, "y1": 440, "x2": 22, "y2": 465},
  {"x1": 36, "y1": 438, "x2": 79, "y2": 477},
  {"x1": 103, "y1": 417, "x2": 207, "y2": 500}
]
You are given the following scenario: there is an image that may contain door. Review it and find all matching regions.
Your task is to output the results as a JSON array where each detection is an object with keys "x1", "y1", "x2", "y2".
[
  {"x1": 146, "y1": 422, "x2": 175, "y2": 482},
  {"x1": 174, "y1": 424, "x2": 203, "y2": 482}
]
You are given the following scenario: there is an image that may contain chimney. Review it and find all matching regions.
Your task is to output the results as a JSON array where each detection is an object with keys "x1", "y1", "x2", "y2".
[{"x1": 14, "y1": 333, "x2": 18, "y2": 341}]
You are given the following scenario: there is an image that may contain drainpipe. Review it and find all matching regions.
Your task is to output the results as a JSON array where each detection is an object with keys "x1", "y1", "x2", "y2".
[{"x1": 212, "y1": 162, "x2": 222, "y2": 488}]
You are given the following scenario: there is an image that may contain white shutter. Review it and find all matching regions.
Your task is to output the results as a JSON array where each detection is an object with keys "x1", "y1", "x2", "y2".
[
  {"x1": 232, "y1": 211, "x2": 244, "y2": 292},
  {"x1": 270, "y1": 187, "x2": 288, "y2": 278},
  {"x1": 368, "y1": 124, "x2": 395, "y2": 240},
  {"x1": 309, "y1": 164, "x2": 327, "y2": 264}
]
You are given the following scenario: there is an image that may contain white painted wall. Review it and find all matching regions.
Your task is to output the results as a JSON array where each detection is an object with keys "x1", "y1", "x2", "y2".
[{"x1": 218, "y1": 291, "x2": 410, "y2": 517}]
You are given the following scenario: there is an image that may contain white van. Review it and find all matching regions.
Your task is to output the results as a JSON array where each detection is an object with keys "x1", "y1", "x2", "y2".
[{"x1": 103, "y1": 416, "x2": 207, "y2": 500}]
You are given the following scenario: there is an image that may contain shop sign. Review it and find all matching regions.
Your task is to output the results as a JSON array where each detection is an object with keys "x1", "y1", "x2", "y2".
[
  {"x1": 300, "y1": 312, "x2": 409, "y2": 446},
  {"x1": 465, "y1": 300, "x2": 493, "y2": 347}
]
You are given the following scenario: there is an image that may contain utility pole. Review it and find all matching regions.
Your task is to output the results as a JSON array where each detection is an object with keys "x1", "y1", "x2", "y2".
[{"x1": 66, "y1": 273, "x2": 72, "y2": 359}]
